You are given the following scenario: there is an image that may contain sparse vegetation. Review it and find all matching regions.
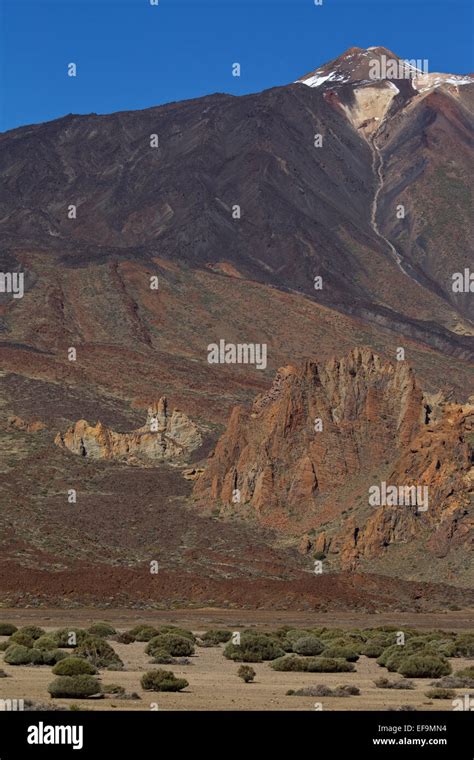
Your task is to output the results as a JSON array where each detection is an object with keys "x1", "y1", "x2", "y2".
[
  {"x1": 0, "y1": 624, "x2": 17, "y2": 636},
  {"x1": 52, "y1": 657, "x2": 98, "y2": 676},
  {"x1": 48, "y1": 675, "x2": 102, "y2": 698},
  {"x1": 141, "y1": 669, "x2": 188, "y2": 692},
  {"x1": 292, "y1": 636, "x2": 324, "y2": 656},
  {"x1": 270, "y1": 655, "x2": 355, "y2": 673},
  {"x1": 237, "y1": 665, "x2": 256, "y2": 683},
  {"x1": 75, "y1": 636, "x2": 123, "y2": 670},
  {"x1": 87, "y1": 622, "x2": 116, "y2": 638},
  {"x1": 374, "y1": 677, "x2": 415, "y2": 690},
  {"x1": 127, "y1": 625, "x2": 159, "y2": 641},
  {"x1": 146, "y1": 634, "x2": 195, "y2": 658},
  {"x1": 289, "y1": 684, "x2": 360, "y2": 697},
  {"x1": 424, "y1": 688, "x2": 456, "y2": 700},
  {"x1": 224, "y1": 633, "x2": 284, "y2": 663},
  {"x1": 397, "y1": 655, "x2": 451, "y2": 679},
  {"x1": 201, "y1": 629, "x2": 233, "y2": 645}
]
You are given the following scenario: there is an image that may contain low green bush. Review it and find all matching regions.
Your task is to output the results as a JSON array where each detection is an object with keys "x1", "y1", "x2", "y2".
[
  {"x1": 397, "y1": 655, "x2": 451, "y2": 679},
  {"x1": 0, "y1": 623, "x2": 17, "y2": 636},
  {"x1": 146, "y1": 634, "x2": 195, "y2": 658},
  {"x1": 9, "y1": 632, "x2": 34, "y2": 648},
  {"x1": 18, "y1": 626, "x2": 45, "y2": 640},
  {"x1": 48, "y1": 675, "x2": 102, "y2": 698},
  {"x1": 455, "y1": 666, "x2": 474, "y2": 679},
  {"x1": 150, "y1": 649, "x2": 174, "y2": 665},
  {"x1": 270, "y1": 655, "x2": 354, "y2": 673},
  {"x1": 35, "y1": 635, "x2": 58, "y2": 650},
  {"x1": 4, "y1": 644, "x2": 32, "y2": 664},
  {"x1": 424, "y1": 688, "x2": 456, "y2": 699},
  {"x1": 87, "y1": 622, "x2": 116, "y2": 638},
  {"x1": 223, "y1": 633, "x2": 284, "y2": 663},
  {"x1": 75, "y1": 636, "x2": 123, "y2": 670},
  {"x1": 201, "y1": 629, "x2": 232, "y2": 645},
  {"x1": 127, "y1": 625, "x2": 159, "y2": 642},
  {"x1": 322, "y1": 646, "x2": 359, "y2": 662},
  {"x1": 52, "y1": 657, "x2": 97, "y2": 676},
  {"x1": 360, "y1": 641, "x2": 385, "y2": 658},
  {"x1": 141, "y1": 669, "x2": 188, "y2": 692},
  {"x1": 41, "y1": 649, "x2": 68, "y2": 665},
  {"x1": 292, "y1": 636, "x2": 324, "y2": 656},
  {"x1": 454, "y1": 634, "x2": 474, "y2": 657}
]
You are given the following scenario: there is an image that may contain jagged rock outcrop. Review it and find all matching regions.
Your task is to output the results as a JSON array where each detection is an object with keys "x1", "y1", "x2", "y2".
[
  {"x1": 193, "y1": 347, "x2": 473, "y2": 568},
  {"x1": 55, "y1": 397, "x2": 202, "y2": 465}
]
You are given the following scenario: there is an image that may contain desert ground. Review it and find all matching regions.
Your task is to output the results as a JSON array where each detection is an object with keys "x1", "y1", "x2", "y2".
[{"x1": 0, "y1": 609, "x2": 472, "y2": 711}]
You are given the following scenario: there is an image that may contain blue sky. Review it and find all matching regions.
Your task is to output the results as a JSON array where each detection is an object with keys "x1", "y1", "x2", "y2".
[{"x1": 1, "y1": 0, "x2": 473, "y2": 132}]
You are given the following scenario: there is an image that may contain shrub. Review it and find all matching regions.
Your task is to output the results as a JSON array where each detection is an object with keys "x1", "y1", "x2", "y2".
[
  {"x1": 29, "y1": 649, "x2": 45, "y2": 665},
  {"x1": 290, "y1": 684, "x2": 359, "y2": 697},
  {"x1": 101, "y1": 684, "x2": 125, "y2": 695},
  {"x1": 223, "y1": 633, "x2": 284, "y2": 663},
  {"x1": 360, "y1": 641, "x2": 385, "y2": 658},
  {"x1": 397, "y1": 655, "x2": 451, "y2": 679},
  {"x1": 431, "y1": 676, "x2": 474, "y2": 689},
  {"x1": 155, "y1": 626, "x2": 196, "y2": 643},
  {"x1": 116, "y1": 632, "x2": 135, "y2": 644},
  {"x1": 385, "y1": 652, "x2": 409, "y2": 672},
  {"x1": 292, "y1": 685, "x2": 332, "y2": 696},
  {"x1": 35, "y1": 635, "x2": 58, "y2": 650},
  {"x1": 140, "y1": 669, "x2": 188, "y2": 692},
  {"x1": 455, "y1": 634, "x2": 474, "y2": 657},
  {"x1": 282, "y1": 629, "x2": 314, "y2": 644},
  {"x1": 4, "y1": 644, "x2": 32, "y2": 665},
  {"x1": 320, "y1": 629, "x2": 345, "y2": 641},
  {"x1": 41, "y1": 650, "x2": 68, "y2": 666},
  {"x1": 333, "y1": 685, "x2": 360, "y2": 696},
  {"x1": 127, "y1": 625, "x2": 159, "y2": 642},
  {"x1": 52, "y1": 628, "x2": 88, "y2": 648},
  {"x1": 18, "y1": 626, "x2": 45, "y2": 640},
  {"x1": 87, "y1": 622, "x2": 116, "y2": 638},
  {"x1": 435, "y1": 640, "x2": 457, "y2": 658},
  {"x1": 424, "y1": 688, "x2": 456, "y2": 699},
  {"x1": 0, "y1": 623, "x2": 17, "y2": 636},
  {"x1": 150, "y1": 650, "x2": 174, "y2": 665},
  {"x1": 52, "y1": 657, "x2": 97, "y2": 676},
  {"x1": 270, "y1": 655, "x2": 354, "y2": 673},
  {"x1": 237, "y1": 665, "x2": 256, "y2": 683},
  {"x1": 48, "y1": 675, "x2": 102, "y2": 698},
  {"x1": 75, "y1": 636, "x2": 123, "y2": 669},
  {"x1": 201, "y1": 629, "x2": 232, "y2": 645},
  {"x1": 0, "y1": 641, "x2": 10, "y2": 651},
  {"x1": 9, "y1": 632, "x2": 34, "y2": 648},
  {"x1": 292, "y1": 636, "x2": 324, "y2": 656},
  {"x1": 374, "y1": 677, "x2": 414, "y2": 690},
  {"x1": 455, "y1": 666, "x2": 474, "y2": 679},
  {"x1": 322, "y1": 646, "x2": 359, "y2": 662},
  {"x1": 146, "y1": 634, "x2": 195, "y2": 658}
]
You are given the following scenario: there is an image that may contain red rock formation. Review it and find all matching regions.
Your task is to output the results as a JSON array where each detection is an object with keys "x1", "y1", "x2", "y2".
[
  {"x1": 55, "y1": 396, "x2": 202, "y2": 465},
  {"x1": 193, "y1": 347, "x2": 473, "y2": 568}
]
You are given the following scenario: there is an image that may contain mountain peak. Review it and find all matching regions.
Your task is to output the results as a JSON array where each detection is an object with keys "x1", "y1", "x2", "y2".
[{"x1": 296, "y1": 45, "x2": 473, "y2": 93}]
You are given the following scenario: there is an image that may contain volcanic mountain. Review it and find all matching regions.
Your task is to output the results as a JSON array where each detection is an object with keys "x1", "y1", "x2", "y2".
[{"x1": 0, "y1": 46, "x2": 472, "y2": 607}]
